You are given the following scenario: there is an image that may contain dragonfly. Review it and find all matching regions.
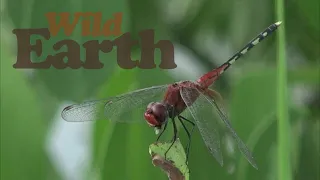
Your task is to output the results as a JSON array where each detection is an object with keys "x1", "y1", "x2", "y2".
[{"x1": 61, "y1": 21, "x2": 282, "y2": 169}]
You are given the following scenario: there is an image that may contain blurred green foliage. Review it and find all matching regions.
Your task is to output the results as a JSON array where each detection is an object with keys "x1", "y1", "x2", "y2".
[{"x1": 1, "y1": 0, "x2": 319, "y2": 179}]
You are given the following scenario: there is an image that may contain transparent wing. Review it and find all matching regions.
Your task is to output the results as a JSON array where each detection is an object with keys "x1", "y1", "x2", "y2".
[
  {"x1": 61, "y1": 85, "x2": 169, "y2": 122},
  {"x1": 180, "y1": 86, "x2": 258, "y2": 169},
  {"x1": 204, "y1": 88, "x2": 258, "y2": 169},
  {"x1": 180, "y1": 86, "x2": 224, "y2": 166}
]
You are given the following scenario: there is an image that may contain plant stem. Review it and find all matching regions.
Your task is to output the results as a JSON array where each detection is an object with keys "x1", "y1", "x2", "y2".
[
  {"x1": 151, "y1": 155, "x2": 185, "y2": 180},
  {"x1": 149, "y1": 139, "x2": 189, "y2": 180},
  {"x1": 275, "y1": 1, "x2": 292, "y2": 180}
]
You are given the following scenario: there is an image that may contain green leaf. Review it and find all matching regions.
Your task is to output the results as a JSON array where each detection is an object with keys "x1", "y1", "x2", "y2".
[{"x1": 149, "y1": 138, "x2": 190, "y2": 180}]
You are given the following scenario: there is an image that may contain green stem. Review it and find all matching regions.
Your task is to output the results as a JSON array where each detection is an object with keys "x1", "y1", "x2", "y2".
[{"x1": 275, "y1": 1, "x2": 292, "y2": 180}]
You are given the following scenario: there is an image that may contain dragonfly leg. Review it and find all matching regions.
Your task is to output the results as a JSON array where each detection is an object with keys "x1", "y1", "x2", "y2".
[
  {"x1": 156, "y1": 121, "x2": 168, "y2": 142},
  {"x1": 164, "y1": 118, "x2": 178, "y2": 159},
  {"x1": 178, "y1": 115, "x2": 195, "y2": 164}
]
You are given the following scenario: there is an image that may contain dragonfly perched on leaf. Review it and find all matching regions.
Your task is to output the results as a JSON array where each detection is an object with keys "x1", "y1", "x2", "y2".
[{"x1": 61, "y1": 21, "x2": 282, "y2": 170}]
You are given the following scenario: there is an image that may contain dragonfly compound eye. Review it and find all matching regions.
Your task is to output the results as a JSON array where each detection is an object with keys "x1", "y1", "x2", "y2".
[
  {"x1": 146, "y1": 102, "x2": 155, "y2": 109},
  {"x1": 144, "y1": 102, "x2": 168, "y2": 127}
]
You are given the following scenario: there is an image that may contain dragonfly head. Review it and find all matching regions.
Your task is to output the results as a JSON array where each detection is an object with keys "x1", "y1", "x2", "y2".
[{"x1": 144, "y1": 102, "x2": 169, "y2": 128}]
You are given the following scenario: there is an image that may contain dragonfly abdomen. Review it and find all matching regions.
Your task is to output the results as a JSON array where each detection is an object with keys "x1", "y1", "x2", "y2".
[
  {"x1": 221, "y1": 21, "x2": 282, "y2": 73},
  {"x1": 197, "y1": 21, "x2": 282, "y2": 88}
]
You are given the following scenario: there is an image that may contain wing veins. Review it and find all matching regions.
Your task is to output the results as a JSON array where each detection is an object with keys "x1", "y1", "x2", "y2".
[
  {"x1": 61, "y1": 85, "x2": 168, "y2": 122},
  {"x1": 180, "y1": 86, "x2": 224, "y2": 166},
  {"x1": 201, "y1": 90, "x2": 259, "y2": 169}
]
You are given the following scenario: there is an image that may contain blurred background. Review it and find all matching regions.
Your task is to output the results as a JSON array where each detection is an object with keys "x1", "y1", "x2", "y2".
[{"x1": 1, "y1": 0, "x2": 319, "y2": 179}]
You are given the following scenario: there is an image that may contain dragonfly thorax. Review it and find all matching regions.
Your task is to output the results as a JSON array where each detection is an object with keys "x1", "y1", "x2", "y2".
[{"x1": 144, "y1": 102, "x2": 169, "y2": 128}]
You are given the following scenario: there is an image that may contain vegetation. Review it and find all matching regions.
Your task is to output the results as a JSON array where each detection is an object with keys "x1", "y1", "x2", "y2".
[{"x1": 1, "y1": 0, "x2": 319, "y2": 179}]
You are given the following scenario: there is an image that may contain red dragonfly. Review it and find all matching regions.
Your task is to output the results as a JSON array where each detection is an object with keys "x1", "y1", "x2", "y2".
[{"x1": 62, "y1": 21, "x2": 282, "y2": 169}]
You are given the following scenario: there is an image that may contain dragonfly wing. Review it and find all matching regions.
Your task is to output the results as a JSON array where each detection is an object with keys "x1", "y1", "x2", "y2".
[
  {"x1": 61, "y1": 85, "x2": 169, "y2": 122},
  {"x1": 205, "y1": 88, "x2": 258, "y2": 169},
  {"x1": 180, "y1": 86, "x2": 224, "y2": 166}
]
